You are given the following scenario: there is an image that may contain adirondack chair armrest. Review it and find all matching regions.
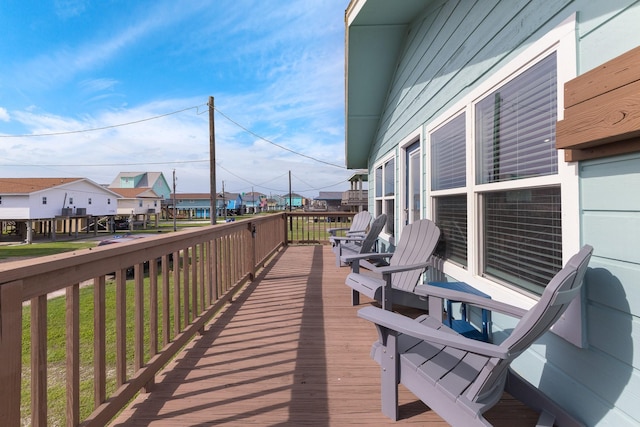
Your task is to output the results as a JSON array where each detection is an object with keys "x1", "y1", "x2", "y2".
[
  {"x1": 375, "y1": 261, "x2": 432, "y2": 275},
  {"x1": 327, "y1": 226, "x2": 349, "y2": 236},
  {"x1": 342, "y1": 252, "x2": 393, "y2": 263},
  {"x1": 414, "y1": 284, "x2": 527, "y2": 318},
  {"x1": 358, "y1": 306, "x2": 508, "y2": 359},
  {"x1": 332, "y1": 235, "x2": 366, "y2": 244}
]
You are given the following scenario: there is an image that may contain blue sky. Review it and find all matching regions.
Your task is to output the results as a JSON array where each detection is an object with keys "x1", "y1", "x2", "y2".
[{"x1": 0, "y1": 0, "x2": 353, "y2": 197}]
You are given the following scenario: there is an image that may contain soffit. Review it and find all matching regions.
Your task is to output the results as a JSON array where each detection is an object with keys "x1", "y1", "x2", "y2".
[{"x1": 345, "y1": 0, "x2": 431, "y2": 169}]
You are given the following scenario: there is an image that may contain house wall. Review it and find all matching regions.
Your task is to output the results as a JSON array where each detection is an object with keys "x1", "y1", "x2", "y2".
[
  {"x1": 366, "y1": 1, "x2": 640, "y2": 425},
  {"x1": 116, "y1": 199, "x2": 158, "y2": 216},
  {"x1": 12, "y1": 181, "x2": 117, "y2": 219},
  {"x1": 0, "y1": 194, "x2": 30, "y2": 218},
  {"x1": 151, "y1": 177, "x2": 171, "y2": 199}
]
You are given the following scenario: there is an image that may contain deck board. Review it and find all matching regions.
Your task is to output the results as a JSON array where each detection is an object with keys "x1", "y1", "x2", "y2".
[{"x1": 110, "y1": 245, "x2": 538, "y2": 426}]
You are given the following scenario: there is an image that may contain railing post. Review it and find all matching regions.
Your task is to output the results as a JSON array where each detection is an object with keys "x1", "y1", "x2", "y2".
[
  {"x1": 32, "y1": 294, "x2": 47, "y2": 426},
  {"x1": 249, "y1": 222, "x2": 256, "y2": 280},
  {"x1": 0, "y1": 280, "x2": 23, "y2": 427},
  {"x1": 68, "y1": 283, "x2": 81, "y2": 425}
]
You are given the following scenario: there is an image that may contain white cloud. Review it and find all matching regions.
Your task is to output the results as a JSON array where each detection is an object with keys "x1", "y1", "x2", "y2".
[
  {"x1": 1, "y1": 94, "x2": 349, "y2": 197},
  {"x1": 0, "y1": 107, "x2": 9, "y2": 122}
]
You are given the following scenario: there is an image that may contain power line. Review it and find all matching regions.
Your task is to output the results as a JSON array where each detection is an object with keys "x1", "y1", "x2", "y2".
[
  {"x1": 0, "y1": 159, "x2": 208, "y2": 167},
  {"x1": 1, "y1": 102, "x2": 346, "y2": 171},
  {"x1": 0, "y1": 104, "x2": 207, "y2": 138},
  {"x1": 214, "y1": 107, "x2": 346, "y2": 170}
]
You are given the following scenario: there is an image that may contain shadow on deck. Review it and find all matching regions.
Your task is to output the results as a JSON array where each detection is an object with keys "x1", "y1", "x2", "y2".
[{"x1": 110, "y1": 245, "x2": 538, "y2": 426}]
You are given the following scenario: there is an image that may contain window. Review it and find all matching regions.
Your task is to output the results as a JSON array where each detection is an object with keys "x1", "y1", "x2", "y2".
[
  {"x1": 374, "y1": 156, "x2": 395, "y2": 236},
  {"x1": 0, "y1": 196, "x2": 2, "y2": 205},
  {"x1": 69, "y1": 197, "x2": 73, "y2": 204},
  {"x1": 428, "y1": 48, "x2": 574, "y2": 296},
  {"x1": 431, "y1": 113, "x2": 467, "y2": 267},
  {"x1": 42, "y1": 197, "x2": 47, "y2": 205},
  {"x1": 139, "y1": 200, "x2": 143, "y2": 207},
  {"x1": 108, "y1": 198, "x2": 111, "y2": 205},
  {"x1": 477, "y1": 53, "x2": 562, "y2": 294},
  {"x1": 475, "y1": 54, "x2": 558, "y2": 184},
  {"x1": 88, "y1": 198, "x2": 92, "y2": 205},
  {"x1": 483, "y1": 187, "x2": 561, "y2": 294}
]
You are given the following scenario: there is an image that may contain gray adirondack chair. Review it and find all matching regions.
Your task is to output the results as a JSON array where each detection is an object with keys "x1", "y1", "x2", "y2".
[
  {"x1": 332, "y1": 214, "x2": 387, "y2": 267},
  {"x1": 328, "y1": 210, "x2": 371, "y2": 244},
  {"x1": 343, "y1": 218, "x2": 440, "y2": 310},
  {"x1": 357, "y1": 244, "x2": 593, "y2": 427}
]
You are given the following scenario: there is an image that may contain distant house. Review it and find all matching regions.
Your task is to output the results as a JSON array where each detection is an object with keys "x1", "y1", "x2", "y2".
[
  {"x1": 0, "y1": 177, "x2": 120, "y2": 242},
  {"x1": 170, "y1": 193, "x2": 213, "y2": 219},
  {"x1": 109, "y1": 172, "x2": 171, "y2": 200},
  {"x1": 310, "y1": 192, "x2": 343, "y2": 211},
  {"x1": 243, "y1": 191, "x2": 267, "y2": 214},
  {"x1": 217, "y1": 192, "x2": 243, "y2": 216},
  {"x1": 283, "y1": 193, "x2": 305, "y2": 210},
  {"x1": 342, "y1": 170, "x2": 367, "y2": 212},
  {"x1": 109, "y1": 188, "x2": 161, "y2": 217},
  {"x1": 266, "y1": 195, "x2": 286, "y2": 211}
]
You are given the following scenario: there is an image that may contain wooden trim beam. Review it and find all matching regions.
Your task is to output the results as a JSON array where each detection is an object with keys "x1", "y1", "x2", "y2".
[{"x1": 557, "y1": 45, "x2": 640, "y2": 160}]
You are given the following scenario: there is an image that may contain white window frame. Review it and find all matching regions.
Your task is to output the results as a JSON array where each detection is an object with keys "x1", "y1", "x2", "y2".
[
  {"x1": 373, "y1": 150, "x2": 397, "y2": 241},
  {"x1": 428, "y1": 110, "x2": 468, "y2": 267},
  {"x1": 398, "y1": 128, "x2": 424, "y2": 237},
  {"x1": 425, "y1": 15, "x2": 578, "y2": 311}
]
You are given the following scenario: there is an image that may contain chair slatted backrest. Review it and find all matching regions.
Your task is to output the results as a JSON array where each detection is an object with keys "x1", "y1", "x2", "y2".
[
  {"x1": 349, "y1": 211, "x2": 372, "y2": 235},
  {"x1": 358, "y1": 214, "x2": 387, "y2": 253},
  {"x1": 465, "y1": 245, "x2": 593, "y2": 401},
  {"x1": 388, "y1": 219, "x2": 440, "y2": 292}
]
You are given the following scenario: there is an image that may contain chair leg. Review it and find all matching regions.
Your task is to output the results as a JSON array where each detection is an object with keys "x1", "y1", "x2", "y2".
[
  {"x1": 352, "y1": 289, "x2": 360, "y2": 306},
  {"x1": 380, "y1": 332, "x2": 399, "y2": 420}
]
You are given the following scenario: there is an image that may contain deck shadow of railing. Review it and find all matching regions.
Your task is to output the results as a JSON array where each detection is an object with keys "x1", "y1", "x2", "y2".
[
  {"x1": 111, "y1": 245, "x2": 329, "y2": 426},
  {"x1": 1, "y1": 214, "x2": 288, "y2": 426}
]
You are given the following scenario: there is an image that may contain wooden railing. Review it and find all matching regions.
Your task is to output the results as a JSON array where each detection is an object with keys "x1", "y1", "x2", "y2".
[
  {"x1": 286, "y1": 211, "x2": 356, "y2": 244},
  {"x1": 0, "y1": 214, "x2": 286, "y2": 427},
  {"x1": 0, "y1": 211, "x2": 357, "y2": 426}
]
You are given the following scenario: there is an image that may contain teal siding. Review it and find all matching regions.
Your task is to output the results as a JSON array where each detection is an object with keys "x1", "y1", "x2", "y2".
[
  {"x1": 579, "y1": 153, "x2": 640, "y2": 425},
  {"x1": 363, "y1": 0, "x2": 640, "y2": 425},
  {"x1": 372, "y1": 0, "x2": 572, "y2": 164},
  {"x1": 578, "y1": 0, "x2": 640, "y2": 73}
]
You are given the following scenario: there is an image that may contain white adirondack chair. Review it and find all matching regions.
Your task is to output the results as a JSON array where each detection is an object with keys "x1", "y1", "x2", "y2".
[
  {"x1": 328, "y1": 210, "x2": 371, "y2": 244},
  {"x1": 358, "y1": 244, "x2": 593, "y2": 427},
  {"x1": 332, "y1": 214, "x2": 387, "y2": 267}
]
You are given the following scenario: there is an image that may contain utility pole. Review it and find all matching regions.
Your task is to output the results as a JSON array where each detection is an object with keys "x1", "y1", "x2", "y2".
[
  {"x1": 172, "y1": 169, "x2": 177, "y2": 232},
  {"x1": 222, "y1": 181, "x2": 227, "y2": 221},
  {"x1": 288, "y1": 170, "x2": 292, "y2": 212},
  {"x1": 209, "y1": 96, "x2": 217, "y2": 225}
]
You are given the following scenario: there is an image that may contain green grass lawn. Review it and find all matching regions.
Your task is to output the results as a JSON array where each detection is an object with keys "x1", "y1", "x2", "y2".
[
  {"x1": 0, "y1": 242, "x2": 96, "y2": 260},
  {"x1": 21, "y1": 273, "x2": 189, "y2": 425}
]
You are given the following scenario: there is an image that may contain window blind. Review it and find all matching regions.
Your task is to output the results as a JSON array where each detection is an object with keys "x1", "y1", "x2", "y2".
[
  {"x1": 435, "y1": 195, "x2": 468, "y2": 266},
  {"x1": 483, "y1": 186, "x2": 562, "y2": 295},
  {"x1": 476, "y1": 52, "x2": 557, "y2": 184},
  {"x1": 432, "y1": 113, "x2": 466, "y2": 190}
]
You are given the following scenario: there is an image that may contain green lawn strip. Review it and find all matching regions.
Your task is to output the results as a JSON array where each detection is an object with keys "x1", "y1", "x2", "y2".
[
  {"x1": 21, "y1": 272, "x2": 189, "y2": 424},
  {"x1": 0, "y1": 242, "x2": 96, "y2": 260}
]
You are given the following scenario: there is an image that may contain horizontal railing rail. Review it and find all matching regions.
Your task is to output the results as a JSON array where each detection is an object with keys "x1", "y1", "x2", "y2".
[{"x1": 0, "y1": 214, "x2": 287, "y2": 427}]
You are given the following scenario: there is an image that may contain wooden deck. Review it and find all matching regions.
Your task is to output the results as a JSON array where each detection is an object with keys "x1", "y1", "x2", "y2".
[{"x1": 110, "y1": 245, "x2": 539, "y2": 426}]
